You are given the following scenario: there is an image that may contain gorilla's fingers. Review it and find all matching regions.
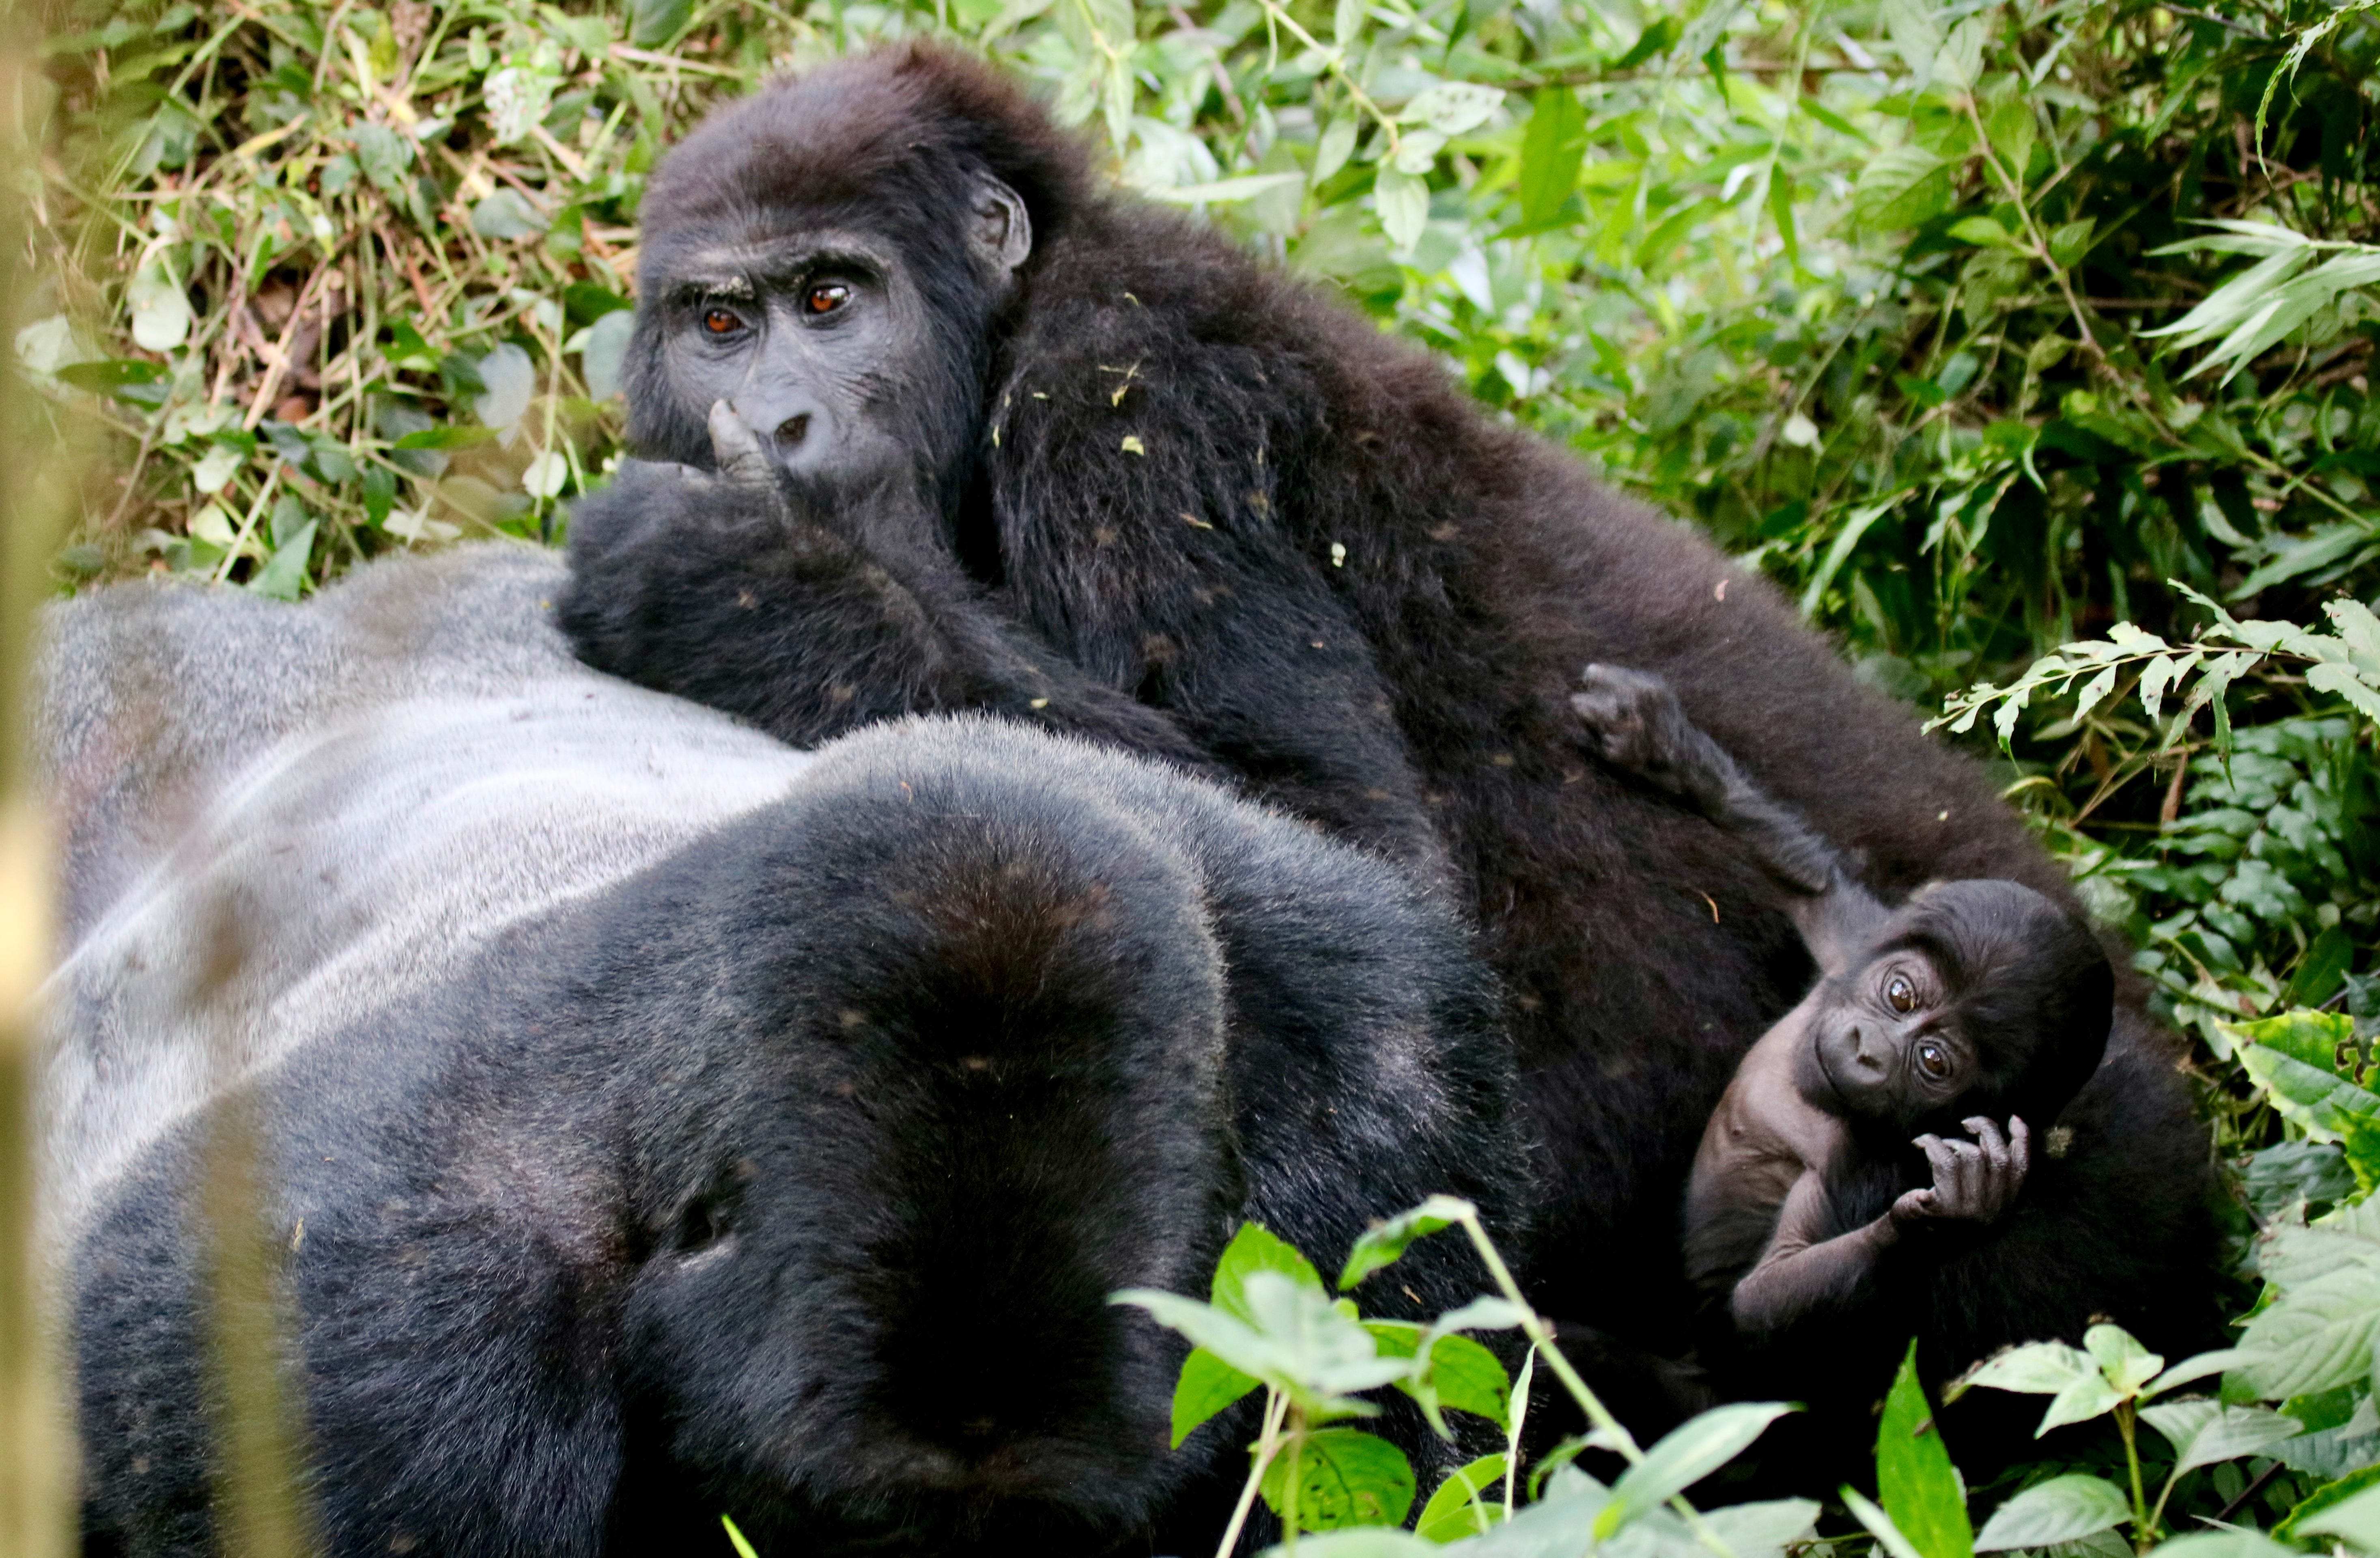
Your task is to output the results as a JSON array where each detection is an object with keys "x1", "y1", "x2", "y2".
[
  {"x1": 2009, "y1": 1115, "x2": 2033, "y2": 1165},
  {"x1": 1965, "y1": 1116, "x2": 2010, "y2": 1164},
  {"x1": 1892, "y1": 1187, "x2": 1939, "y2": 1223},
  {"x1": 708, "y1": 399, "x2": 779, "y2": 490}
]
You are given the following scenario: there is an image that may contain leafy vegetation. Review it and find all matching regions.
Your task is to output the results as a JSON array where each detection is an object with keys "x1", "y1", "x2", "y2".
[{"x1": 18, "y1": 0, "x2": 2380, "y2": 1546}]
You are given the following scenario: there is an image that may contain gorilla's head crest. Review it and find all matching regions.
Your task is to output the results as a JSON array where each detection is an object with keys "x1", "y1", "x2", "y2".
[{"x1": 639, "y1": 44, "x2": 1091, "y2": 287}]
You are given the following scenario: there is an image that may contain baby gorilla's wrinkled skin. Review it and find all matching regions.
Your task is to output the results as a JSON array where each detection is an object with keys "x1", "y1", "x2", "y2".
[{"x1": 1571, "y1": 665, "x2": 2112, "y2": 1341}]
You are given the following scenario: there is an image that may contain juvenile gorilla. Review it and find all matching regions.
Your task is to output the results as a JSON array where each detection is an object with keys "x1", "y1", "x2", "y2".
[
  {"x1": 1573, "y1": 666, "x2": 2113, "y2": 1394},
  {"x1": 558, "y1": 45, "x2": 2216, "y2": 1401},
  {"x1": 49, "y1": 550, "x2": 1524, "y2": 1556}
]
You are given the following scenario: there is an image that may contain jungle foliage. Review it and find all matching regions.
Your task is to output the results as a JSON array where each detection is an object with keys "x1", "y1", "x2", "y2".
[{"x1": 17, "y1": 0, "x2": 2380, "y2": 1547}]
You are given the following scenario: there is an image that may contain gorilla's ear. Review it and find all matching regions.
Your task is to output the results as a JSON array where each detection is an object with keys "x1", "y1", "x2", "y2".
[{"x1": 969, "y1": 175, "x2": 1033, "y2": 282}]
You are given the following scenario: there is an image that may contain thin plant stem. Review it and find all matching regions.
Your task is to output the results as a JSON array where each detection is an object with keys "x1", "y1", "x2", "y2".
[{"x1": 1213, "y1": 1388, "x2": 1292, "y2": 1558}]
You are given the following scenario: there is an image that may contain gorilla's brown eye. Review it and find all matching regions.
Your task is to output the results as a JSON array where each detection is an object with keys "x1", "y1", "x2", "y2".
[
  {"x1": 1886, "y1": 974, "x2": 1917, "y2": 1013},
  {"x1": 1917, "y1": 1040, "x2": 1950, "y2": 1079},
  {"x1": 702, "y1": 308, "x2": 742, "y2": 336},
  {"x1": 805, "y1": 282, "x2": 851, "y2": 316}
]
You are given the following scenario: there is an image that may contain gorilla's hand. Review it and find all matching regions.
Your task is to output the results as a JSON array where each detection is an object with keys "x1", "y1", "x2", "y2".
[
  {"x1": 1893, "y1": 1116, "x2": 2028, "y2": 1226},
  {"x1": 557, "y1": 405, "x2": 1217, "y2": 763},
  {"x1": 1570, "y1": 664, "x2": 1730, "y2": 814}
]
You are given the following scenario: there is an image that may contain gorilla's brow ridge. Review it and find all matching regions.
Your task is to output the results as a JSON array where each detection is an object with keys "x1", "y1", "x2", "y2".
[{"x1": 666, "y1": 235, "x2": 897, "y2": 302}]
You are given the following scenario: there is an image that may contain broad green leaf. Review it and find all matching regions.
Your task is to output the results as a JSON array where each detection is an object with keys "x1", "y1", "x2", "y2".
[
  {"x1": 2234, "y1": 1042, "x2": 2380, "y2": 1142},
  {"x1": 1314, "y1": 117, "x2": 1359, "y2": 183},
  {"x1": 1959, "y1": 1340, "x2": 2098, "y2": 1396},
  {"x1": 2139, "y1": 1403, "x2": 2303, "y2": 1476},
  {"x1": 351, "y1": 122, "x2": 414, "y2": 194},
  {"x1": 1984, "y1": 93, "x2": 2036, "y2": 176},
  {"x1": 1702, "y1": 1498, "x2": 1823, "y2": 1558},
  {"x1": 2231, "y1": 1261, "x2": 2380, "y2": 1399},
  {"x1": 631, "y1": 0, "x2": 693, "y2": 46},
  {"x1": 2084, "y1": 1325, "x2": 2165, "y2": 1396},
  {"x1": 1415, "y1": 1454, "x2": 1507, "y2": 1542},
  {"x1": 1333, "y1": 0, "x2": 1362, "y2": 43},
  {"x1": 1239, "y1": 1271, "x2": 1413, "y2": 1407},
  {"x1": 473, "y1": 343, "x2": 537, "y2": 436},
  {"x1": 2283, "y1": 1467, "x2": 2380, "y2": 1541},
  {"x1": 246, "y1": 520, "x2": 315, "y2": 601},
  {"x1": 128, "y1": 261, "x2": 191, "y2": 352},
  {"x1": 1112, "y1": 1288, "x2": 1279, "y2": 1382},
  {"x1": 1877, "y1": 1343, "x2": 1973, "y2": 1558},
  {"x1": 1947, "y1": 216, "x2": 2014, "y2": 248},
  {"x1": 2229, "y1": 1009, "x2": 2358, "y2": 1072},
  {"x1": 2047, "y1": 218, "x2": 2096, "y2": 268},
  {"x1": 1375, "y1": 167, "x2": 1429, "y2": 251},
  {"x1": 1264, "y1": 1532, "x2": 1437, "y2": 1558},
  {"x1": 1971, "y1": 1475, "x2": 2129, "y2": 1552},
  {"x1": 2296, "y1": 1483, "x2": 2380, "y2": 1549},
  {"x1": 1402, "y1": 83, "x2": 1501, "y2": 136},
  {"x1": 1145, "y1": 173, "x2": 1305, "y2": 206},
  {"x1": 2145, "y1": 1534, "x2": 2302, "y2": 1558},
  {"x1": 1878, "y1": 0, "x2": 1943, "y2": 86},
  {"x1": 1595, "y1": 1402, "x2": 1794, "y2": 1537},
  {"x1": 580, "y1": 310, "x2": 638, "y2": 403},
  {"x1": 1216, "y1": 1223, "x2": 1325, "y2": 1323},
  {"x1": 1261, "y1": 1427, "x2": 1417, "y2": 1532},
  {"x1": 191, "y1": 442, "x2": 244, "y2": 493},
  {"x1": 1171, "y1": 1346, "x2": 1259, "y2": 1448},
  {"x1": 392, "y1": 426, "x2": 497, "y2": 451},
  {"x1": 470, "y1": 189, "x2": 550, "y2": 240},
  {"x1": 1517, "y1": 87, "x2": 1586, "y2": 229}
]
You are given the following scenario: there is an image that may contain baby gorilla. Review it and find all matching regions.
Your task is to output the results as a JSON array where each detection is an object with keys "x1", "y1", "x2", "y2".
[{"x1": 1570, "y1": 666, "x2": 2113, "y2": 1349}]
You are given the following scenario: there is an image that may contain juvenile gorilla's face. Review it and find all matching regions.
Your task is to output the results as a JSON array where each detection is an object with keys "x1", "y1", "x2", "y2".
[
  {"x1": 640, "y1": 175, "x2": 1035, "y2": 551},
  {"x1": 1797, "y1": 943, "x2": 1971, "y2": 1127},
  {"x1": 658, "y1": 230, "x2": 930, "y2": 493}
]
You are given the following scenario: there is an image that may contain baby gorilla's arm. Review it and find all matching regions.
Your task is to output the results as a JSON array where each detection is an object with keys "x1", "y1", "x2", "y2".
[
  {"x1": 1730, "y1": 1116, "x2": 2031, "y2": 1334},
  {"x1": 1571, "y1": 664, "x2": 1887, "y2": 974}
]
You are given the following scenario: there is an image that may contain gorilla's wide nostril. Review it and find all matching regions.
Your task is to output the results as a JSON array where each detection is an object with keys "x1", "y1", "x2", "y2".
[{"x1": 777, "y1": 413, "x2": 810, "y2": 447}]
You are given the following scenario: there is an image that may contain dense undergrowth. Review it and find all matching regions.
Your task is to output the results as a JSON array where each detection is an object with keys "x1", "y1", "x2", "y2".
[{"x1": 17, "y1": 0, "x2": 2380, "y2": 1549}]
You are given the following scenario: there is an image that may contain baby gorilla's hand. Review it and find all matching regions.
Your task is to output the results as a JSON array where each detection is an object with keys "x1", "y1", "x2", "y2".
[
  {"x1": 1569, "y1": 665, "x2": 1728, "y2": 811},
  {"x1": 1893, "y1": 1116, "x2": 2029, "y2": 1226}
]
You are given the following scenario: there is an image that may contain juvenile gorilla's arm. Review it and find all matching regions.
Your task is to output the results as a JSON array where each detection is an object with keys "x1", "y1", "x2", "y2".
[
  {"x1": 1729, "y1": 1116, "x2": 2031, "y2": 1334},
  {"x1": 1571, "y1": 664, "x2": 1888, "y2": 972},
  {"x1": 559, "y1": 404, "x2": 1214, "y2": 767}
]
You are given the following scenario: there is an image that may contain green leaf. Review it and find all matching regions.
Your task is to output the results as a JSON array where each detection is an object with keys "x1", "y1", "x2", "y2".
[
  {"x1": 470, "y1": 189, "x2": 550, "y2": 240},
  {"x1": 2047, "y1": 218, "x2": 2097, "y2": 268},
  {"x1": 1415, "y1": 1454, "x2": 1507, "y2": 1542},
  {"x1": 1596, "y1": 1402, "x2": 1794, "y2": 1537},
  {"x1": 1374, "y1": 167, "x2": 1429, "y2": 251},
  {"x1": 1958, "y1": 1341, "x2": 2123, "y2": 1434},
  {"x1": 580, "y1": 310, "x2": 638, "y2": 403},
  {"x1": 2084, "y1": 1324, "x2": 2165, "y2": 1396},
  {"x1": 2139, "y1": 1403, "x2": 2304, "y2": 1476},
  {"x1": 128, "y1": 261, "x2": 191, "y2": 352},
  {"x1": 1843, "y1": 1484, "x2": 1927, "y2": 1558},
  {"x1": 56, "y1": 358, "x2": 166, "y2": 394},
  {"x1": 351, "y1": 121, "x2": 415, "y2": 194},
  {"x1": 1877, "y1": 1342, "x2": 1974, "y2": 1558},
  {"x1": 2295, "y1": 1482, "x2": 2380, "y2": 1549},
  {"x1": 2144, "y1": 1533, "x2": 2302, "y2": 1558},
  {"x1": 1401, "y1": 84, "x2": 1502, "y2": 136},
  {"x1": 1338, "y1": 1196, "x2": 1474, "y2": 1291},
  {"x1": 1261, "y1": 1428, "x2": 1417, "y2": 1532},
  {"x1": 2233, "y1": 1041, "x2": 2380, "y2": 1142},
  {"x1": 1947, "y1": 216, "x2": 2014, "y2": 248},
  {"x1": 473, "y1": 342, "x2": 538, "y2": 435},
  {"x1": 1704, "y1": 1498, "x2": 1824, "y2": 1558},
  {"x1": 1971, "y1": 1474, "x2": 2130, "y2": 1552},
  {"x1": 2282, "y1": 1466, "x2": 2380, "y2": 1541},
  {"x1": 631, "y1": 0, "x2": 693, "y2": 48},
  {"x1": 1314, "y1": 117, "x2": 1359, "y2": 183},
  {"x1": 1611, "y1": 16, "x2": 1681, "y2": 68},
  {"x1": 246, "y1": 519, "x2": 316, "y2": 602},
  {"x1": 2230, "y1": 1260, "x2": 2380, "y2": 1399},
  {"x1": 392, "y1": 425, "x2": 498, "y2": 451},
  {"x1": 1171, "y1": 1346, "x2": 1260, "y2": 1448},
  {"x1": 1216, "y1": 1223, "x2": 1325, "y2": 1323},
  {"x1": 1518, "y1": 87, "x2": 1586, "y2": 230},
  {"x1": 720, "y1": 1513, "x2": 759, "y2": 1558}
]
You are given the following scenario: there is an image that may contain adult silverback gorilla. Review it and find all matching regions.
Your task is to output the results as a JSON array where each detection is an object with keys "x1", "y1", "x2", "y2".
[
  {"x1": 47, "y1": 547, "x2": 1523, "y2": 1556},
  {"x1": 558, "y1": 43, "x2": 2218, "y2": 1406}
]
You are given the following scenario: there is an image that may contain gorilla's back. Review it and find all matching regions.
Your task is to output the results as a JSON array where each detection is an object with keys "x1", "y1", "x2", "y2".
[{"x1": 38, "y1": 545, "x2": 818, "y2": 1232}]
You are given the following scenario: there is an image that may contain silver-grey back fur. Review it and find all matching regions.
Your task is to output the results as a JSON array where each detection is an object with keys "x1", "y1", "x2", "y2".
[{"x1": 37, "y1": 545, "x2": 818, "y2": 1236}]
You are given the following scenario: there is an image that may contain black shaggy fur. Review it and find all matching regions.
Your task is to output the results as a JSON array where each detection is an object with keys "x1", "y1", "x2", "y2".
[
  {"x1": 558, "y1": 45, "x2": 2219, "y2": 1416},
  {"x1": 74, "y1": 719, "x2": 1524, "y2": 1556}
]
